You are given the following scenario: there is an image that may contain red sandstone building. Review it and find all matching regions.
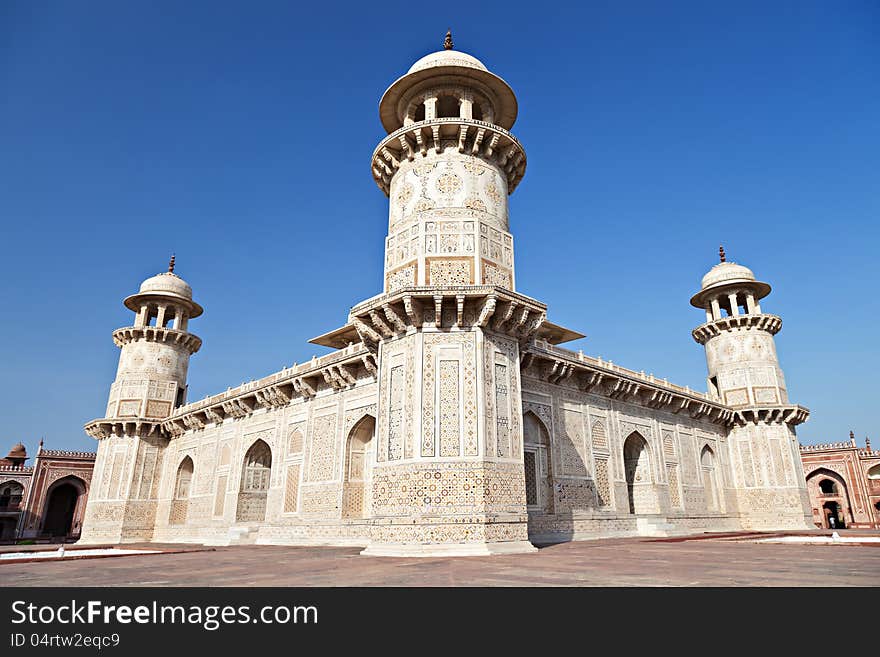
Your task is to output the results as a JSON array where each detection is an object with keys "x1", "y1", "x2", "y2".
[
  {"x1": 800, "y1": 433, "x2": 880, "y2": 529},
  {"x1": 0, "y1": 441, "x2": 96, "y2": 543}
]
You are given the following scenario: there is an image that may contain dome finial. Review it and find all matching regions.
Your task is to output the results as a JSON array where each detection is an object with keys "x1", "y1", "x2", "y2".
[
  {"x1": 719, "y1": 245, "x2": 726, "y2": 263},
  {"x1": 444, "y1": 29, "x2": 453, "y2": 50},
  {"x1": 168, "y1": 253, "x2": 176, "y2": 274}
]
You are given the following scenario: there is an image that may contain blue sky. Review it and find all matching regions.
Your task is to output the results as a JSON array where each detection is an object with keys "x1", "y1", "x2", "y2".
[{"x1": 1, "y1": 1, "x2": 877, "y2": 454}]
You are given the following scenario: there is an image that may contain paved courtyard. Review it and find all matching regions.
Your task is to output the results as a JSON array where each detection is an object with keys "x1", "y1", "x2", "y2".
[{"x1": 2, "y1": 533, "x2": 879, "y2": 586}]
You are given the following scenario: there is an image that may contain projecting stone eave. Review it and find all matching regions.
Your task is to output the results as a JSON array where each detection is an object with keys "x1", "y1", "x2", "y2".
[
  {"x1": 522, "y1": 340, "x2": 736, "y2": 427},
  {"x1": 84, "y1": 417, "x2": 165, "y2": 440},
  {"x1": 309, "y1": 324, "x2": 361, "y2": 349},
  {"x1": 535, "y1": 320, "x2": 585, "y2": 345},
  {"x1": 343, "y1": 285, "x2": 550, "y2": 350},
  {"x1": 729, "y1": 405, "x2": 810, "y2": 427}
]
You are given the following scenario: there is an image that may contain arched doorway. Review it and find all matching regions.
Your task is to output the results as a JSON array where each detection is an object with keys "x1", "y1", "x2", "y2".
[
  {"x1": 342, "y1": 415, "x2": 375, "y2": 519},
  {"x1": 806, "y1": 468, "x2": 851, "y2": 529},
  {"x1": 623, "y1": 432, "x2": 657, "y2": 514},
  {"x1": 0, "y1": 481, "x2": 24, "y2": 511},
  {"x1": 700, "y1": 445, "x2": 720, "y2": 512},
  {"x1": 0, "y1": 518, "x2": 16, "y2": 540},
  {"x1": 522, "y1": 412, "x2": 553, "y2": 513},
  {"x1": 819, "y1": 479, "x2": 837, "y2": 495},
  {"x1": 42, "y1": 477, "x2": 86, "y2": 539},
  {"x1": 823, "y1": 501, "x2": 843, "y2": 529},
  {"x1": 170, "y1": 456, "x2": 193, "y2": 525},
  {"x1": 236, "y1": 440, "x2": 272, "y2": 523}
]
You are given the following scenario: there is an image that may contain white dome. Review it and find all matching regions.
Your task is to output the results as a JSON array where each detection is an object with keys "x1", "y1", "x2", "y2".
[
  {"x1": 690, "y1": 257, "x2": 771, "y2": 308},
  {"x1": 138, "y1": 272, "x2": 193, "y2": 300},
  {"x1": 125, "y1": 268, "x2": 203, "y2": 317},
  {"x1": 407, "y1": 49, "x2": 488, "y2": 74},
  {"x1": 700, "y1": 262, "x2": 756, "y2": 291}
]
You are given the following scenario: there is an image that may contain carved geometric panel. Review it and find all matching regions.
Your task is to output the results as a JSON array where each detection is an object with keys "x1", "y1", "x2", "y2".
[
  {"x1": 283, "y1": 464, "x2": 301, "y2": 514},
  {"x1": 754, "y1": 387, "x2": 779, "y2": 404},
  {"x1": 389, "y1": 365, "x2": 405, "y2": 460},
  {"x1": 135, "y1": 447, "x2": 158, "y2": 500},
  {"x1": 495, "y1": 363, "x2": 510, "y2": 458},
  {"x1": 307, "y1": 414, "x2": 337, "y2": 482},
  {"x1": 110, "y1": 453, "x2": 124, "y2": 499},
  {"x1": 423, "y1": 333, "x2": 476, "y2": 458},
  {"x1": 724, "y1": 389, "x2": 749, "y2": 406},
  {"x1": 386, "y1": 262, "x2": 417, "y2": 291},
  {"x1": 523, "y1": 450, "x2": 538, "y2": 506},
  {"x1": 739, "y1": 442, "x2": 756, "y2": 487},
  {"x1": 591, "y1": 420, "x2": 608, "y2": 451},
  {"x1": 559, "y1": 408, "x2": 588, "y2": 476},
  {"x1": 482, "y1": 260, "x2": 511, "y2": 288},
  {"x1": 595, "y1": 458, "x2": 611, "y2": 507},
  {"x1": 667, "y1": 464, "x2": 681, "y2": 508},
  {"x1": 770, "y1": 439, "x2": 791, "y2": 486},
  {"x1": 439, "y1": 360, "x2": 461, "y2": 457},
  {"x1": 213, "y1": 475, "x2": 227, "y2": 516},
  {"x1": 117, "y1": 400, "x2": 140, "y2": 417},
  {"x1": 287, "y1": 427, "x2": 304, "y2": 456},
  {"x1": 426, "y1": 257, "x2": 473, "y2": 285},
  {"x1": 145, "y1": 400, "x2": 171, "y2": 418}
]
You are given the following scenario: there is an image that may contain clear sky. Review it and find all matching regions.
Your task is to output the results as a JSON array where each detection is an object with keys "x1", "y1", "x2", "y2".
[{"x1": 1, "y1": 1, "x2": 877, "y2": 455}]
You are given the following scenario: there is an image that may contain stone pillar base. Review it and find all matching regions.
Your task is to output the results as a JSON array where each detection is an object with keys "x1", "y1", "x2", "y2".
[{"x1": 360, "y1": 539, "x2": 537, "y2": 557}]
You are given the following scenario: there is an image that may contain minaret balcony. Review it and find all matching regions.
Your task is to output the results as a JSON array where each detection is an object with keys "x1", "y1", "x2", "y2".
[
  {"x1": 372, "y1": 117, "x2": 526, "y2": 195},
  {"x1": 112, "y1": 326, "x2": 202, "y2": 354},
  {"x1": 691, "y1": 313, "x2": 782, "y2": 345}
]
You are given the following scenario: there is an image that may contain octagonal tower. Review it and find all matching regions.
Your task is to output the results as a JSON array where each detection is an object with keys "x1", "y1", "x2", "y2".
[
  {"x1": 691, "y1": 247, "x2": 812, "y2": 529},
  {"x1": 372, "y1": 31, "x2": 525, "y2": 293},
  {"x1": 357, "y1": 34, "x2": 542, "y2": 556},
  {"x1": 80, "y1": 257, "x2": 203, "y2": 543}
]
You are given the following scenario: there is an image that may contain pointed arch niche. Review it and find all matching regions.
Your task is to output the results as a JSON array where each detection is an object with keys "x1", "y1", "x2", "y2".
[
  {"x1": 522, "y1": 411, "x2": 553, "y2": 514},
  {"x1": 342, "y1": 415, "x2": 376, "y2": 519},
  {"x1": 700, "y1": 445, "x2": 722, "y2": 512},
  {"x1": 169, "y1": 456, "x2": 194, "y2": 525},
  {"x1": 623, "y1": 432, "x2": 660, "y2": 514},
  {"x1": 236, "y1": 440, "x2": 272, "y2": 523}
]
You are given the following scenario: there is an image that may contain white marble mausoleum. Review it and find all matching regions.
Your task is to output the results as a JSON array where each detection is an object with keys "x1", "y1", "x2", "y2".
[{"x1": 79, "y1": 35, "x2": 813, "y2": 555}]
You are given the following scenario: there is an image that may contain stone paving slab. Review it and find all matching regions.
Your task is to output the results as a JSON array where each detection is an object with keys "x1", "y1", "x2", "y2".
[{"x1": 2, "y1": 535, "x2": 879, "y2": 586}]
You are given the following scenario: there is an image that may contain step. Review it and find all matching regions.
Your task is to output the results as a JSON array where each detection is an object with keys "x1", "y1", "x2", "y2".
[
  {"x1": 636, "y1": 516, "x2": 677, "y2": 537},
  {"x1": 227, "y1": 526, "x2": 259, "y2": 545}
]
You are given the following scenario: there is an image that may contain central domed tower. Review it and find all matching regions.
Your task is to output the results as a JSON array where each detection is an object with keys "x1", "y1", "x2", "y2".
[
  {"x1": 356, "y1": 34, "x2": 544, "y2": 556},
  {"x1": 372, "y1": 31, "x2": 525, "y2": 293}
]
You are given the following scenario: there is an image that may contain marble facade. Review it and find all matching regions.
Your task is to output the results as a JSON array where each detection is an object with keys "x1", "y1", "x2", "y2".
[{"x1": 79, "y1": 36, "x2": 813, "y2": 555}]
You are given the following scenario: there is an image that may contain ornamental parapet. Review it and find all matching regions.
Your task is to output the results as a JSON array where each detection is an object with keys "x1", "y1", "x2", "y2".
[
  {"x1": 0, "y1": 465, "x2": 33, "y2": 474},
  {"x1": 799, "y1": 441, "x2": 863, "y2": 452},
  {"x1": 38, "y1": 449, "x2": 96, "y2": 459},
  {"x1": 524, "y1": 341, "x2": 735, "y2": 426},
  {"x1": 112, "y1": 326, "x2": 202, "y2": 354},
  {"x1": 372, "y1": 117, "x2": 526, "y2": 195},
  {"x1": 691, "y1": 313, "x2": 782, "y2": 345},
  {"x1": 730, "y1": 405, "x2": 810, "y2": 427},
  {"x1": 158, "y1": 343, "x2": 378, "y2": 439}
]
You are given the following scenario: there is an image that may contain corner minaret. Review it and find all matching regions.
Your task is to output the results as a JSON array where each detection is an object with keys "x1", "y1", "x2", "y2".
[
  {"x1": 691, "y1": 248, "x2": 812, "y2": 529},
  {"x1": 80, "y1": 258, "x2": 203, "y2": 543}
]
